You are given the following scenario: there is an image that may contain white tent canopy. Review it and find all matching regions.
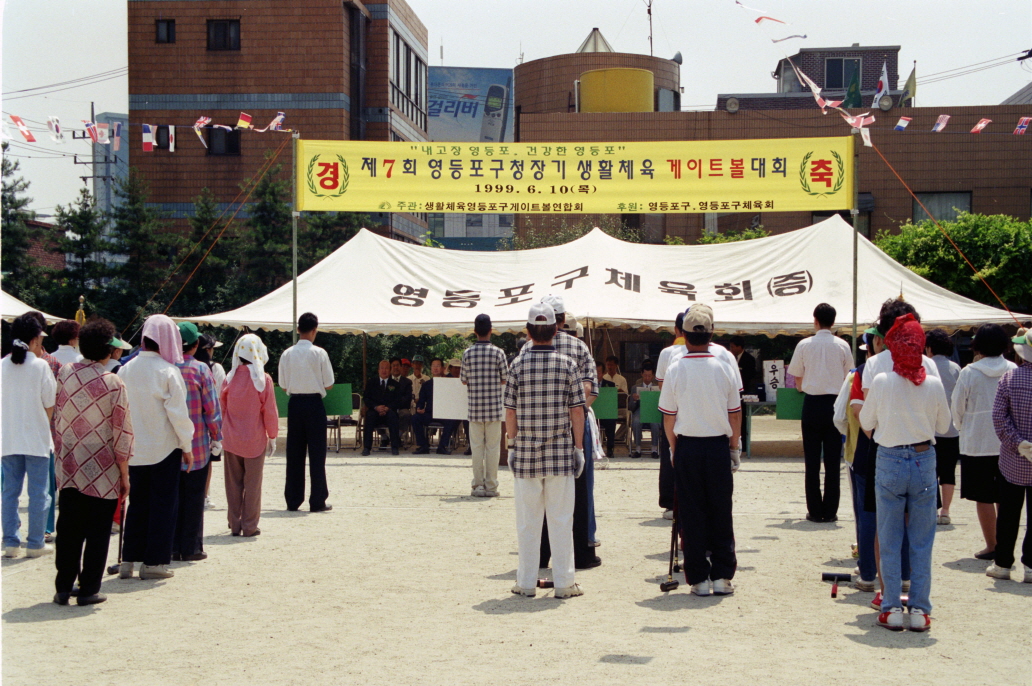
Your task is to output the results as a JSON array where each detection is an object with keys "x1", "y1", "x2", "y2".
[
  {"x1": 182, "y1": 216, "x2": 1023, "y2": 337},
  {"x1": 1, "y1": 289, "x2": 62, "y2": 324}
]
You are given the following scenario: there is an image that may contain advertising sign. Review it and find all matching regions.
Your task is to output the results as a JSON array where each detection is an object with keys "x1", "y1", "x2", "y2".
[{"x1": 429, "y1": 67, "x2": 514, "y2": 143}]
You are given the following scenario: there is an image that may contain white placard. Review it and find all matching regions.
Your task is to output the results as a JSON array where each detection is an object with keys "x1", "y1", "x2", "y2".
[
  {"x1": 763, "y1": 360, "x2": 785, "y2": 402},
  {"x1": 433, "y1": 377, "x2": 468, "y2": 420}
]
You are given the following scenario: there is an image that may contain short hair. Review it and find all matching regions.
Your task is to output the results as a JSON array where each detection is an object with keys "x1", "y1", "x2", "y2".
[
  {"x1": 686, "y1": 330, "x2": 712, "y2": 346},
  {"x1": 52, "y1": 320, "x2": 80, "y2": 345},
  {"x1": 605, "y1": 355, "x2": 618, "y2": 364},
  {"x1": 877, "y1": 299, "x2": 919, "y2": 336},
  {"x1": 641, "y1": 359, "x2": 656, "y2": 372},
  {"x1": 924, "y1": 329, "x2": 954, "y2": 357},
  {"x1": 79, "y1": 318, "x2": 116, "y2": 362},
  {"x1": 298, "y1": 312, "x2": 318, "y2": 334},
  {"x1": 674, "y1": 312, "x2": 685, "y2": 333},
  {"x1": 10, "y1": 313, "x2": 43, "y2": 364},
  {"x1": 814, "y1": 303, "x2": 837, "y2": 328},
  {"x1": 527, "y1": 323, "x2": 557, "y2": 343},
  {"x1": 729, "y1": 335, "x2": 745, "y2": 347},
  {"x1": 389, "y1": 357, "x2": 402, "y2": 366},
  {"x1": 26, "y1": 311, "x2": 47, "y2": 330},
  {"x1": 431, "y1": 358, "x2": 444, "y2": 367},
  {"x1": 474, "y1": 318, "x2": 492, "y2": 337},
  {"x1": 971, "y1": 323, "x2": 1008, "y2": 358},
  {"x1": 143, "y1": 336, "x2": 160, "y2": 352},
  {"x1": 378, "y1": 359, "x2": 390, "y2": 367}
]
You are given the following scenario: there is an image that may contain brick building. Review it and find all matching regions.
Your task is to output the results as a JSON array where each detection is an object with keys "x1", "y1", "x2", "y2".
[
  {"x1": 25, "y1": 220, "x2": 66, "y2": 272},
  {"x1": 127, "y1": 0, "x2": 429, "y2": 241}
]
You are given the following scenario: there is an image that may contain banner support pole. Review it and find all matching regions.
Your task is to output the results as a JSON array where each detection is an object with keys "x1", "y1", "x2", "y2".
[
  {"x1": 850, "y1": 131, "x2": 860, "y2": 360},
  {"x1": 291, "y1": 131, "x2": 300, "y2": 345}
]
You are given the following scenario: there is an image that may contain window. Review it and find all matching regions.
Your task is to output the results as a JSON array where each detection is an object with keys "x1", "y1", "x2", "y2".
[
  {"x1": 389, "y1": 29, "x2": 427, "y2": 131},
  {"x1": 913, "y1": 192, "x2": 971, "y2": 223},
  {"x1": 207, "y1": 19, "x2": 240, "y2": 51},
  {"x1": 155, "y1": 125, "x2": 171, "y2": 150},
  {"x1": 155, "y1": 19, "x2": 175, "y2": 44},
  {"x1": 206, "y1": 128, "x2": 240, "y2": 156},
  {"x1": 825, "y1": 58, "x2": 860, "y2": 89}
]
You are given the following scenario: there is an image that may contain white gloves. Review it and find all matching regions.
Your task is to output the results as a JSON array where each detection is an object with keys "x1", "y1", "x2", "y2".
[
  {"x1": 266, "y1": 438, "x2": 277, "y2": 457},
  {"x1": 730, "y1": 449, "x2": 742, "y2": 473},
  {"x1": 574, "y1": 448, "x2": 585, "y2": 478},
  {"x1": 669, "y1": 447, "x2": 675, "y2": 466},
  {"x1": 210, "y1": 440, "x2": 223, "y2": 457},
  {"x1": 1019, "y1": 440, "x2": 1032, "y2": 462}
]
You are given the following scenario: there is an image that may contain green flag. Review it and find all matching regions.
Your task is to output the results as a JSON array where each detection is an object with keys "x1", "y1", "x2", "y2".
[
  {"x1": 898, "y1": 66, "x2": 917, "y2": 107},
  {"x1": 841, "y1": 68, "x2": 862, "y2": 108}
]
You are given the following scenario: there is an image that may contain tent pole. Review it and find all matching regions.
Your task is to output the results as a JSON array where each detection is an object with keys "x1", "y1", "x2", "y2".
[
  {"x1": 850, "y1": 132, "x2": 860, "y2": 360},
  {"x1": 291, "y1": 130, "x2": 300, "y2": 345},
  {"x1": 362, "y1": 332, "x2": 368, "y2": 389}
]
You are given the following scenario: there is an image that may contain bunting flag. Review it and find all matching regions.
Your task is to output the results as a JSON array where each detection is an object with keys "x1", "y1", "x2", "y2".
[
  {"x1": 168, "y1": 125, "x2": 176, "y2": 152},
  {"x1": 212, "y1": 124, "x2": 234, "y2": 132},
  {"x1": 841, "y1": 111, "x2": 875, "y2": 128},
  {"x1": 873, "y1": 61, "x2": 890, "y2": 105},
  {"x1": 10, "y1": 115, "x2": 36, "y2": 142},
  {"x1": 898, "y1": 66, "x2": 917, "y2": 107},
  {"x1": 970, "y1": 118, "x2": 991, "y2": 133},
  {"x1": 755, "y1": 16, "x2": 786, "y2": 24},
  {"x1": 860, "y1": 128, "x2": 872, "y2": 147},
  {"x1": 771, "y1": 34, "x2": 806, "y2": 43},
  {"x1": 112, "y1": 122, "x2": 122, "y2": 151},
  {"x1": 787, "y1": 61, "x2": 840, "y2": 114},
  {"x1": 894, "y1": 116, "x2": 912, "y2": 131},
  {"x1": 256, "y1": 112, "x2": 286, "y2": 132},
  {"x1": 1015, "y1": 117, "x2": 1031, "y2": 135},
  {"x1": 193, "y1": 116, "x2": 211, "y2": 148},
  {"x1": 96, "y1": 123, "x2": 110, "y2": 145},
  {"x1": 47, "y1": 116, "x2": 64, "y2": 143},
  {"x1": 236, "y1": 112, "x2": 253, "y2": 129},
  {"x1": 142, "y1": 124, "x2": 154, "y2": 151},
  {"x1": 734, "y1": 1, "x2": 767, "y2": 13},
  {"x1": 931, "y1": 114, "x2": 950, "y2": 132},
  {"x1": 82, "y1": 120, "x2": 99, "y2": 143}
]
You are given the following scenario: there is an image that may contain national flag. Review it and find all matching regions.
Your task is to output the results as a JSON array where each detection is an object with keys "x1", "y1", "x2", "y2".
[
  {"x1": 841, "y1": 68, "x2": 862, "y2": 108},
  {"x1": 47, "y1": 116, "x2": 64, "y2": 143},
  {"x1": 82, "y1": 120, "x2": 99, "y2": 143},
  {"x1": 236, "y1": 112, "x2": 253, "y2": 129},
  {"x1": 841, "y1": 111, "x2": 875, "y2": 128},
  {"x1": 193, "y1": 117, "x2": 211, "y2": 148},
  {"x1": 168, "y1": 125, "x2": 176, "y2": 152},
  {"x1": 212, "y1": 124, "x2": 234, "y2": 132},
  {"x1": 113, "y1": 122, "x2": 122, "y2": 151},
  {"x1": 898, "y1": 66, "x2": 917, "y2": 107},
  {"x1": 894, "y1": 116, "x2": 912, "y2": 131},
  {"x1": 96, "y1": 123, "x2": 110, "y2": 145},
  {"x1": 931, "y1": 114, "x2": 950, "y2": 132},
  {"x1": 787, "y1": 60, "x2": 841, "y2": 114},
  {"x1": 142, "y1": 123, "x2": 154, "y2": 151},
  {"x1": 1014, "y1": 117, "x2": 1031, "y2": 135},
  {"x1": 9, "y1": 116, "x2": 36, "y2": 142},
  {"x1": 970, "y1": 118, "x2": 991, "y2": 133},
  {"x1": 860, "y1": 128, "x2": 872, "y2": 148},
  {"x1": 873, "y1": 61, "x2": 890, "y2": 106},
  {"x1": 755, "y1": 16, "x2": 786, "y2": 24},
  {"x1": 771, "y1": 34, "x2": 806, "y2": 43},
  {"x1": 257, "y1": 112, "x2": 286, "y2": 132}
]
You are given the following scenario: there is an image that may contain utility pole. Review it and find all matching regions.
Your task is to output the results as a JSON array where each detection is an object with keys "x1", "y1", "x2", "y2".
[
  {"x1": 291, "y1": 130, "x2": 300, "y2": 344},
  {"x1": 646, "y1": 0, "x2": 654, "y2": 56}
]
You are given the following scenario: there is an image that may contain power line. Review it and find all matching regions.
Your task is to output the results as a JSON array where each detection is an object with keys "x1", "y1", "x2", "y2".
[
  {"x1": 919, "y1": 52, "x2": 1024, "y2": 80},
  {"x1": 2, "y1": 67, "x2": 127, "y2": 96},
  {"x1": 3, "y1": 72, "x2": 129, "y2": 101}
]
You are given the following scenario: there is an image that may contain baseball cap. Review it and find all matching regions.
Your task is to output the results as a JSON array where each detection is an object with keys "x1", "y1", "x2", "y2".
[
  {"x1": 400, "y1": 358, "x2": 411, "y2": 366},
  {"x1": 474, "y1": 313, "x2": 492, "y2": 335},
  {"x1": 1012, "y1": 329, "x2": 1031, "y2": 346},
  {"x1": 682, "y1": 303, "x2": 714, "y2": 334},
  {"x1": 540, "y1": 294, "x2": 566, "y2": 314},
  {"x1": 864, "y1": 326, "x2": 883, "y2": 338},
  {"x1": 178, "y1": 321, "x2": 200, "y2": 345},
  {"x1": 108, "y1": 336, "x2": 132, "y2": 350},
  {"x1": 447, "y1": 358, "x2": 462, "y2": 368},
  {"x1": 527, "y1": 302, "x2": 557, "y2": 325},
  {"x1": 412, "y1": 354, "x2": 425, "y2": 362}
]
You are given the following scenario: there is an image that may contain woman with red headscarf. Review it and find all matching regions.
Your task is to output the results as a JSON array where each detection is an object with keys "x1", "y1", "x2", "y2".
[{"x1": 860, "y1": 313, "x2": 951, "y2": 633}]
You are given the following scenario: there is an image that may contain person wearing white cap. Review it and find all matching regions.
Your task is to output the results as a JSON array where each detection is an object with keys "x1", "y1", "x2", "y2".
[{"x1": 505, "y1": 302, "x2": 587, "y2": 598}]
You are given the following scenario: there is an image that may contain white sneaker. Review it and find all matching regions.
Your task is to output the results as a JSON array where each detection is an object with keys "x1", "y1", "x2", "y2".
[
  {"x1": 691, "y1": 580, "x2": 712, "y2": 596},
  {"x1": 111, "y1": 522, "x2": 120, "y2": 535},
  {"x1": 471, "y1": 486, "x2": 486, "y2": 497},
  {"x1": 878, "y1": 606, "x2": 905, "y2": 631},
  {"x1": 510, "y1": 584, "x2": 536, "y2": 598},
  {"x1": 855, "y1": 578, "x2": 877, "y2": 592},
  {"x1": 554, "y1": 583, "x2": 584, "y2": 599},
  {"x1": 140, "y1": 564, "x2": 174, "y2": 579},
  {"x1": 4, "y1": 546, "x2": 21, "y2": 558},
  {"x1": 986, "y1": 563, "x2": 1013, "y2": 580},
  {"x1": 589, "y1": 539, "x2": 601, "y2": 547},
  {"x1": 662, "y1": 509, "x2": 674, "y2": 520},
  {"x1": 712, "y1": 578, "x2": 735, "y2": 595},
  {"x1": 26, "y1": 544, "x2": 54, "y2": 558},
  {"x1": 908, "y1": 607, "x2": 931, "y2": 632},
  {"x1": 483, "y1": 489, "x2": 499, "y2": 497},
  {"x1": 1023, "y1": 565, "x2": 1032, "y2": 583},
  {"x1": 204, "y1": 497, "x2": 214, "y2": 510},
  {"x1": 118, "y1": 561, "x2": 134, "y2": 579}
]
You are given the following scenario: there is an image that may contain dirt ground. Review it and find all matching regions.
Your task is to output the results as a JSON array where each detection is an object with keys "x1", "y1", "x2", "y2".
[{"x1": 2, "y1": 416, "x2": 1030, "y2": 685}]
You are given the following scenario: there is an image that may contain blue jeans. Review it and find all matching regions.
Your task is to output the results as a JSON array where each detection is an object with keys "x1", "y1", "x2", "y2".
[
  {"x1": 584, "y1": 422, "x2": 596, "y2": 542},
  {"x1": 631, "y1": 412, "x2": 662, "y2": 453},
  {"x1": 47, "y1": 452, "x2": 57, "y2": 535},
  {"x1": 875, "y1": 444, "x2": 937, "y2": 614},
  {"x1": 2, "y1": 454, "x2": 52, "y2": 550}
]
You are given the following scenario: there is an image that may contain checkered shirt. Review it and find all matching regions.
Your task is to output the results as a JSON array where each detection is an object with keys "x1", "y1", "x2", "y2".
[
  {"x1": 518, "y1": 330, "x2": 598, "y2": 397},
  {"x1": 176, "y1": 355, "x2": 223, "y2": 471},
  {"x1": 461, "y1": 341, "x2": 508, "y2": 422},
  {"x1": 504, "y1": 345, "x2": 586, "y2": 478},
  {"x1": 993, "y1": 365, "x2": 1032, "y2": 487}
]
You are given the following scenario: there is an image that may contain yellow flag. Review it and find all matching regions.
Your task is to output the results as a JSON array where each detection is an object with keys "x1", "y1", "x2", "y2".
[{"x1": 899, "y1": 66, "x2": 917, "y2": 107}]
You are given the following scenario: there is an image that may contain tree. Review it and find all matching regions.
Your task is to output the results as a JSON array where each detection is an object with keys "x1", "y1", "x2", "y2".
[
  {"x1": 498, "y1": 215, "x2": 642, "y2": 250},
  {"x1": 51, "y1": 188, "x2": 112, "y2": 317},
  {"x1": 874, "y1": 212, "x2": 1032, "y2": 312},
  {"x1": 695, "y1": 226, "x2": 770, "y2": 245},
  {"x1": 1, "y1": 143, "x2": 35, "y2": 290},
  {"x1": 231, "y1": 160, "x2": 292, "y2": 302},
  {"x1": 168, "y1": 188, "x2": 236, "y2": 317}
]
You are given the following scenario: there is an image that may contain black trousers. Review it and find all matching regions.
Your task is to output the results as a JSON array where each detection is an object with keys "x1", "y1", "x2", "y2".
[
  {"x1": 411, "y1": 413, "x2": 454, "y2": 450},
  {"x1": 122, "y1": 449, "x2": 181, "y2": 566},
  {"x1": 658, "y1": 431, "x2": 675, "y2": 510},
  {"x1": 599, "y1": 419, "x2": 617, "y2": 455},
  {"x1": 674, "y1": 435, "x2": 736, "y2": 585},
  {"x1": 172, "y1": 461, "x2": 209, "y2": 557},
  {"x1": 364, "y1": 409, "x2": 401, "y2": 451},
  {"x1": 540, "y1": 426, "x2": 593, "y2": 568},
  {"x1": 54, "y1": 488, "x2": 117, "y2": 596},
  {"x1": 801, "y1": 394, "x2": 841, "y2": 520},
  {"x1": 285, "y1": 394, "x2": 328, "y2": 511},
  {"x1": 994, "y1": 479, "x2": 1032, "y2": 569}
]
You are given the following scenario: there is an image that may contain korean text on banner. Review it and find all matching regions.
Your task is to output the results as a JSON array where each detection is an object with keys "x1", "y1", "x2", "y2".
[{"x1": 296, "y1": 137, "x2": 856, "y2": 214}]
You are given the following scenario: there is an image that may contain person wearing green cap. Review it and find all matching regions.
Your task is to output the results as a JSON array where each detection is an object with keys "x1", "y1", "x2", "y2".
[
  {"x1": 172, "y1": 322, "x2": 223, "y2": 562},
  {"x1": 103, "y1": 335, "x2": 133, "y2": 374}
]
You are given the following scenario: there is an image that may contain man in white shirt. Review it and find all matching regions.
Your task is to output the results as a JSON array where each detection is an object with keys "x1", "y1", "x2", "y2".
[
  {"x1": 278, "y1": 312, "x2": 335, "y2": 512},
  {"x1": 655, "y1": 312, "x2": 686, "y2": 519},
  {"x1": 659, "y1": 303, "x2": 741, "y2": 597},
  {"x1": 50, "y1": 320, "x2": 83, "y2": 367},
  {"x1": 787, "y1": 303, "x2": 854, "y2": 523}
]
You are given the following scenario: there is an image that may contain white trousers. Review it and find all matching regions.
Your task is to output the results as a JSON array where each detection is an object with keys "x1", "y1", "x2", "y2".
[
  {"x1": 513, "y1": 475, "x2": 576, "y2": 590},
  {"x1": 469, "y1": 421, "x2": 502, "y2": 491}
]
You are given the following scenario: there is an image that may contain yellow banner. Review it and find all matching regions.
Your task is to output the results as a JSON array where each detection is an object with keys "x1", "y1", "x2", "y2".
[{"x1": 296, "y1": 137, "x2": 855, "y2": 214}]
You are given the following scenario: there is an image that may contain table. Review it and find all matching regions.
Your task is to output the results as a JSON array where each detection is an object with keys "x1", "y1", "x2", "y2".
[{"x1": 743, "y1": 401, "x2": 777, "y2": 457}]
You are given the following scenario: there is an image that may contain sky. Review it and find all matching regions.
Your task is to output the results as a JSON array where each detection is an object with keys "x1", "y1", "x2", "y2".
[{"x1": 2, "y1": 0, "x2": 1030, "y2": 216}]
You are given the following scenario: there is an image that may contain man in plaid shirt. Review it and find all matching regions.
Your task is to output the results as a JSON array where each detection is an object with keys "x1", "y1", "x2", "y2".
[
  {"x1": 505, "y1": 303, "x2": 586, "y2": 599},
  {"x1": 461, "y1": 314, "x2": 508, "y2": 497}
]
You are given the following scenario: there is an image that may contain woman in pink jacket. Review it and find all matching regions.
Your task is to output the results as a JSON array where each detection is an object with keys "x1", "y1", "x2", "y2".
[{"x1": 220, "y1": 335, "x2": 278, "y2": 537}]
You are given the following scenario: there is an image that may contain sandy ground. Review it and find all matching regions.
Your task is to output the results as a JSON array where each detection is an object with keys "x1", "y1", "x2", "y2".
[{"x1": 2, "y1": 416, "x2": 1030, "y2": 686}]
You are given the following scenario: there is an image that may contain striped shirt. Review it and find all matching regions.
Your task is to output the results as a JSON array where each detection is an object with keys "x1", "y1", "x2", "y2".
[
  {"x1": 176, "y1": 355, "x2": 223, "y2": 471},
  {"x1": 992, "y1": 364, "x2": 1032, "y2": 487},
  {"x1": 504, "y1": 345, "x2": 586, "y2": 478},
  {"x1": 518, "y1": 330, "x2": 598, "y2": 397},
  {"x1": 461, "y1": 341, "x2": 508, "y2": 422}
]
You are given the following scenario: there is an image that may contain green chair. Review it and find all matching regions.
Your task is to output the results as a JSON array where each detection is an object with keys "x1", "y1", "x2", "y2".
[
  {"x1": 274, "y1": 386, "x2": 289, "y2": 419},
  {"x1": 322, "y1": 383, "x2": 353, "y2": 453}
]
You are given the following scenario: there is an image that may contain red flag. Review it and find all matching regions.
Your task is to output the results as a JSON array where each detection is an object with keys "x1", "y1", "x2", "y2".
[
  {"x1": 970, "y1": 119, "x2": 991, "y2": 133},
  {"x1": 9, "y1": 115, "x2": 36, "y2": 142},
  {"x1": 236, "y1": 112, "x2": 253, "y2": 129}
]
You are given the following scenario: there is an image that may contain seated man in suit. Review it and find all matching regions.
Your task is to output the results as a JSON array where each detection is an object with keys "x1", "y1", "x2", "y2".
[
  {"x1": 411, "y1": 359, "x2": 456, "y2": 455},
  {"x1": 629, "y1": 359, "x2": 662, "y2": 459},
  {"x1": 390, "y1": 357, "x2": 414, "y2": 443},
  {"x1": 362, "y1": 359, "x2": 402, "y2": 456}
]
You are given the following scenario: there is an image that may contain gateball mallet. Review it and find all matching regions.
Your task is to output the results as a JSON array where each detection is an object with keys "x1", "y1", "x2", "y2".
[
  {"x1": 660, "y1": 513, "x2": 680, "y2": 592},
  {"x1": 822, "y1": 572, "x2": 851, "y2": 598},
  {"x1": 106, "y1": 498, "x2": 126, "y2": 575}
]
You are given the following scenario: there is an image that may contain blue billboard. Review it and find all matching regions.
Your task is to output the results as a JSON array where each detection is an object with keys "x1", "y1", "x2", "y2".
[{"x1": 428, "y1": 67, "x2": 514, "y2": 143}]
